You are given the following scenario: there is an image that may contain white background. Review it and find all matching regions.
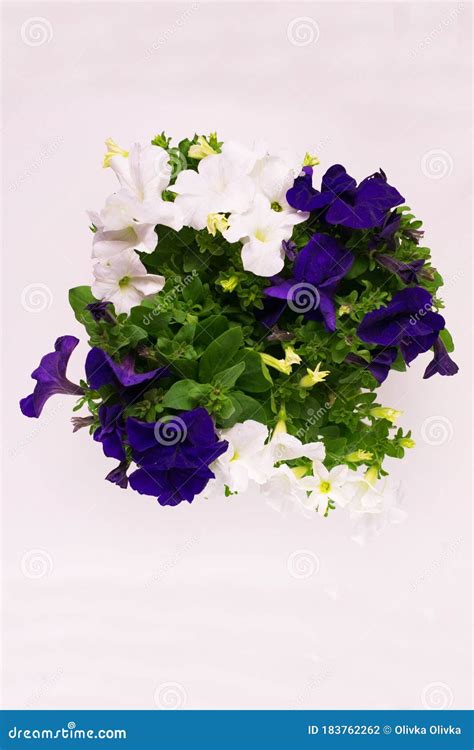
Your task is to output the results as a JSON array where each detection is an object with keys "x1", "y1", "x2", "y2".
[{"x1": 1, "y1": 1, "x2": 472, "y2": 710}]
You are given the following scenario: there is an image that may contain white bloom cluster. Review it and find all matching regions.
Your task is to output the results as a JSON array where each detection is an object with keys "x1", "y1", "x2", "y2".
[
  {"x1": 89, "y1": 138, "x2": 309, "y2": 314},
  {"x1": 90, "y1": 141, "x2": 183, "y2": 314},
  {"x1": 172, "y1": 140, "x2": 309, "y2": 276},
  {"x1": 197, "y1": 420, "x2": 403, "y2": 531}
]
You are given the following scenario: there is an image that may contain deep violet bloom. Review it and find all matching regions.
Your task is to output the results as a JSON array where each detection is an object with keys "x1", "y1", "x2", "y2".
[
  {"x1": 127, "y1": 407, "x2": 228, "y2": 507},
  {"x1": 264, "y1": 233, "x2": 354, "y2": 332},
  {"x1": 423, "y1": 337, "x2": 459, "y2": 379},
  {"x1": 105, "y1": 461, "x2": 129, "y2": 489},
  {"x1": 86, "y1": 301, "x2": 116, "y2": 324},
  {"x1": 281, "y1": 239, "x2": 297, "y2": 262},
  {"x1": 357, "y1": 287, "x2": 446, "y2": 367},
  {"x1": 369, "y1": 210, "x2": 401, "y2": 251},
  {"x1": 93, "y1": 404, "x2": 126, "y2": 461},
  {"x1": 345, "y1": 348, "x2": 398, "y2": 384},
  {"x1": 20, "y1": 336, "x2": 83, "y2": 418},
  {"x1": 85, "y1": 347, "x2": 169, "y2": 391},
  {"x1": 287, "y1": 164, "x2": 404, "y2": 230},
  {"x1": 368, "y1": 347, "x2": 398, "y2": 384},
  {"x1": 376, "y1": 254, "x2": 426, "y2": 285}
]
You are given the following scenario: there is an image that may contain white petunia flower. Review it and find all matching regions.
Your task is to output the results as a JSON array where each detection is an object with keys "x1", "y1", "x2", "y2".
[
  {"x1": 260, "y1": 464, "x2": 312, "y2": 516},
  {"x1": 250, "y1": 152, "x2": 301, "y2": 209},
  {"x1": 92, "y1": 249, "x2": 165, "y2": 315},
  {"x1": 90, "y1": 142, "x2": 183, "y2": 259},
  {"x1": 348, "y1": 477, "x2": 407, "y2": 545},
  {"x1": 223, "y1": 194, "x2": 306, "y2": 277},
  {"x1": 268, "y1": 431, "x2": 325, "y2": 464},
  {"x1": 300, "y1": 462, "x2": 358, "y2": 516},
  {"x1": 212, "y1": 420, "x2": 274, "y2": 493},
  {"x1": 171, "y1": 147, "x2": 256, "y2": 230},
  {"x1": 89, "y1": 197, "x2": 159, "y2": 259}
]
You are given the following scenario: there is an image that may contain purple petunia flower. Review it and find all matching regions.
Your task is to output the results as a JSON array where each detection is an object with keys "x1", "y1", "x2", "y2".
[
  {"x1": 85, "y1": 347, "x2": 169, "y2": 391},
  {"x1": 423, "y1": 336, "x2": 459, "y2": 379},
  {"x1": 93, "y1": 404, "x2": 126, "y2": 461},
  {"x1": 20, "y1": 336, "x2": 83, "y2": 418},
  {"x1": 86, "y1": 301, "x2": 117, "y2": 324},
  {"x1": 368, "y1": 347, "x2": 398, "y2": 384},
  {"x1": 287, "y1": 164, "x2": 405, "y2": 230},
  {"x1": 357, "y1": 287, "x2": 455, "y2": 375},
  {"x1": 345, "y1": 348, "x2": 398, "y2": 384},
  {"x1": 105, "y1": 461, "x2": 129, "y2": 489},
  {"x1": 376, "y1": 254, "x2": 426, "y2": 285},
  {"x1": 127, "y1": 407, "x2": 228, "y2": 507},
  {"x1": 264, "y1": 233, "x2": 354, "y2": 332}
]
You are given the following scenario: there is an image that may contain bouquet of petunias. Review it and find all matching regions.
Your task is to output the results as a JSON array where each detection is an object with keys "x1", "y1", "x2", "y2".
[{"x1": 20, "y1": 132, "x2": 458, "y2": 520}]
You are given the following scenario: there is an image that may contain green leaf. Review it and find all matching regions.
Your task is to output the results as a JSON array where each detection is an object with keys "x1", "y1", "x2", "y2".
[
  {"x1": 194, "y1": 315, "x2": 229, "y2": 349},
  {"x1": 182, "y1": 277, "x2": 204, "y2": 304},
  {"x1": 439, "y1": 328, "x2": 454, "y2": 353},
  {"x1": 212, "y1": 362, "x2": 246, "y2": 388},
  {"x1": 68, "y1": 286, "x2": 97, "y2": 334},
  {"x1": 235, "y1": 350, "x2": 273, "y2": 392},
  {"x1": 162, "y1": 380, "x2": 211, "y2": 410},
  {"x1": 170, "y1": 359, "x2": 199, "y2": 380},
  {"x1": 199, "y1": 327, "x2": 243, "y2": 383},
  {"x1": 345, "y1": 255, "x2": 369, "y2": 279},
  {"x1": 219, "y1": 392, "x2": 267, "y2": 428},
  {"x1": 330, "y1": 338, "x2": 351, "y2": 364}
]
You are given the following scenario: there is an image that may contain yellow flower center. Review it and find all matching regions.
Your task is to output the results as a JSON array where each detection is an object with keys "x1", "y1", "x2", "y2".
[{"x1": 320, "y1": 481, "x2": 331, "y2": 494}]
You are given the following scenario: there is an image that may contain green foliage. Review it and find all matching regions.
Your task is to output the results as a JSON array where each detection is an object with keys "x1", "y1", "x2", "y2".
[{"x1": 69, "y1": 136, "x2": 456, "y2": 480}]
